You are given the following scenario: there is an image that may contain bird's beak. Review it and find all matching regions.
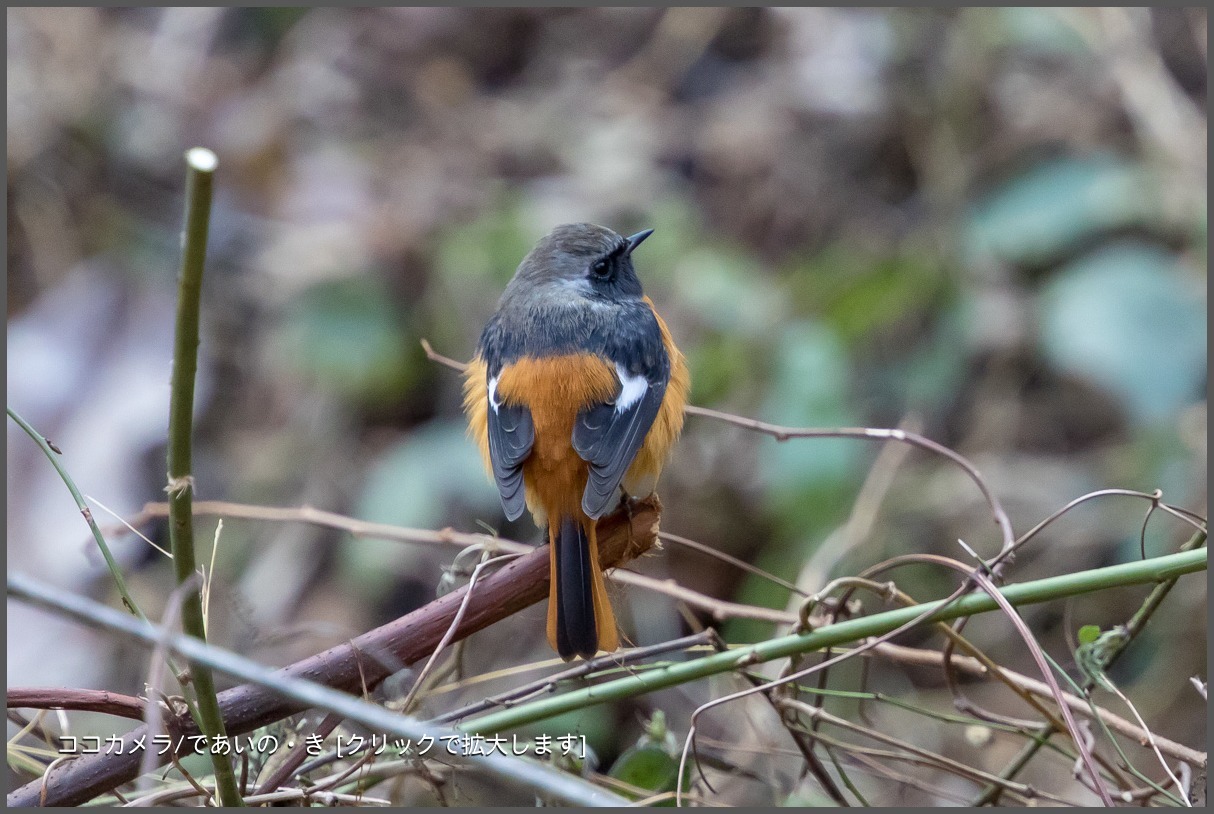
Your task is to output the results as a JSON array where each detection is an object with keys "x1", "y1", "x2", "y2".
[{"x1": 624, "y1": 228, "x2": 655, "y2": 257}]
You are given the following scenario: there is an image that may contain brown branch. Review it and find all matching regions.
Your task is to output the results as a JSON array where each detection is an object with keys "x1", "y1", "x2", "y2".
[
  {"x1": 419, "y1": 338, "x2": 467, "y2": 373},
  {"x1": 129, "y1": 500, "x2": 528, "y2": 555},
  {"x1": 7, "y1": 689, "x2": 146, "y2": 722},
  {"x1": 9, "y1": 500, "x2": 661, "y2": 808}
]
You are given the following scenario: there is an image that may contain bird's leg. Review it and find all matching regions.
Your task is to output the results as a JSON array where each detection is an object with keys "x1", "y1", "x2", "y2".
[{"x1": 616, "y1": 487, "x2": 647, "y2": 550}]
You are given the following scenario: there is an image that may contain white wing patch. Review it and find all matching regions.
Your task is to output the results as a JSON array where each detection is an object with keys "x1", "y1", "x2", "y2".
[
  {"x1": 615, "y1": 364, "x2": 648, "y2": 413},
  {"x1": 488, "y1": 375, "x2": 500, "y2": 414}
]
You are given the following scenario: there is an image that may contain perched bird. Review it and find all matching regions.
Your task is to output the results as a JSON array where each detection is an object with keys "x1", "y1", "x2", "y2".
[{"x1": 464, "y1": 223, "x2": 690, "y2": 660}]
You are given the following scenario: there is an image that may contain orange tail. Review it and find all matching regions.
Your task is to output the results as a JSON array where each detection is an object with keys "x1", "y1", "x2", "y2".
[{"x1": 546, "y1": 516, "x2": 619, "y2": 660}]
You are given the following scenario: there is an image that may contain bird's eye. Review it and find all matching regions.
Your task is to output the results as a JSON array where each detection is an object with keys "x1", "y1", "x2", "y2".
[{"x1": 590, "y1": 258, "x2": 611, "y2": 278}]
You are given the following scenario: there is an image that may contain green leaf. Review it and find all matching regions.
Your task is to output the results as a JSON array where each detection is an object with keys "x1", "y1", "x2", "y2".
[
  {"x1": 757, "y1": 322, "x2": 855, "y2": 502},
  {"x1": 1077, "y1": 624, "x2": 1102, "y2": 645},
  {"x1": 965, "y1": 155, "x2": 1156, "y2": 266},
  {"x1": 276, "y1": 277, "x2": 415, "y2": 405},
  {"x1": 608, "y1": 711, "x2": 687, "y2": 804},
  {"x1": 609, "y1": 746, "x2": 682, "y2": 801},
  {"x1": 1039, "y1": 243, "x2": 1206, "y2": 424}
]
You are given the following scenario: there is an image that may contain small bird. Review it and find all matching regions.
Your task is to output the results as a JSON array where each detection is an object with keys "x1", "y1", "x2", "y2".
[{"x1": 464, "y1": 223, "x2": 690, "y2": 660}]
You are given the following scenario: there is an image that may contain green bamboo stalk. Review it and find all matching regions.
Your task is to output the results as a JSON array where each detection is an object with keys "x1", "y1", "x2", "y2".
[
  {"x1": 461, "y1": 547, "x2": 1207, "y2": 735},
  {"x1": 167, "y1": 147, "x2": 242, "y2": 807}
]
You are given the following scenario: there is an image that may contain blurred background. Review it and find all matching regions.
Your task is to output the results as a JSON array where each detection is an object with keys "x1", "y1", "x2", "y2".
[{"x1": 7, "y1": 7, "x2": 1206, "y2": 805}]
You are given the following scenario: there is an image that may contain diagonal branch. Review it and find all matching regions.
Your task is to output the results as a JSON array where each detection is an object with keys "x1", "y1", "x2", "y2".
[{"x1": 7, "y1": 500, "x2": 660, "y2": 807}]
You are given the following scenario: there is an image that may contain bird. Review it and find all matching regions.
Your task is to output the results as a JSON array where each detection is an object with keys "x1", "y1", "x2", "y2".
[{"x1": 463, "y1": 223, "x2": 690, "y2": 660}]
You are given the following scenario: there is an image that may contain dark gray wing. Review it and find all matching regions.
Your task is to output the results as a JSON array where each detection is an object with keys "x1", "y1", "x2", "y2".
[
  {"x1": 572, "y1": 377, "x2": 666, "y2": 519},
  {"x1": 486, "y1": 390, "x2": 534, "y2": 521}
]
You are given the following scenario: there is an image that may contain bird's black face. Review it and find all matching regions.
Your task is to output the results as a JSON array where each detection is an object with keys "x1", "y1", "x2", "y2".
[{"x1": 508, "y1": 223, "x2": 653, "y2": 305}]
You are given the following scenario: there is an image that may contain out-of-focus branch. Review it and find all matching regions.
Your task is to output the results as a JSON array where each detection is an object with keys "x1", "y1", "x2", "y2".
[
  {"x1": 7, "y1": 500, "x2": 660, "y2": 807},
  {"x1": 130, "y1": 500, "x2": 799, "y2": 624}
]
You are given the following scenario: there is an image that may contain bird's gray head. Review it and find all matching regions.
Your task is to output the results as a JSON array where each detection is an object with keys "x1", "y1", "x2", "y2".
[{"x1": 501, "y1": 223, "x2": 654, "y2": 306}]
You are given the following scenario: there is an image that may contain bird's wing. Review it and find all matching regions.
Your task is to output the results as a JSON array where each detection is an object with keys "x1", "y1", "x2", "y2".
[
  {"x1": 485, "y1": 377, "x2": 534, "y2": 521},
  {"x1": 572, "y1": 304, "x2": 671, "y2": 519},
  {"x1": 573, "y1": 377, "x2": 666, "y2": 519}
]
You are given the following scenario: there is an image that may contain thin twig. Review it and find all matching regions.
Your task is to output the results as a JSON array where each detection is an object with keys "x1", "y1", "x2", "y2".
[
  {"x1": 132, "y1": 500, "x2": 529, "y2": 555},
  {"x1": 660, "y1": 531, "x2": 806, "y2": 596},
  {"x1": 682, "y1": 404, "x2": 1017, "y2": 564},
  {"x1": 132, "y1": 500, "x2": 798, "y2": 624},
  {"x1": 400, "y1": 552, "x2": 520, "y2": 713},
  {"x1": 6, "y1": 408, "x2": 145, "y2": 618},
  {"x1": 779, "y1": 698, "x2": 1082, "y2": 805},
  {"x1": 424, "y1": 336, "x2": 1019, "y2": 565},
  {"x1": 137, "y1": 576, "x2": 198, "y2": 796},
  {"x1": 432, "y1": 631, "x2": 718, "y2": 725},
  {"x1": 974, "y1": 528, "x2": 1208, "y2": 805},
  {"x1": 866, "y1": 642, "x2": 1205, "y2": 768}
]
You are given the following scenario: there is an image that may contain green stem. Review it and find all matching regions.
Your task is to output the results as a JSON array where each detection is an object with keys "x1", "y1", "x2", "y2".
[
  {"x1": 6, "y1": 407, "x2": 144, "y2": 619},
  {"x1": 461, "y1": 547, "x2": 1207, "y2": 735},
  {"x1": 167, "y1": 147, "x2": 242, "y2": 807}
]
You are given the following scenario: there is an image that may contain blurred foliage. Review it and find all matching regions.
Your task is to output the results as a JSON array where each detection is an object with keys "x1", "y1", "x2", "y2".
[
  {"x1": 274, "y1": 276, "x2": 416, "y2": 406},
  {"x1": 1040, "y1": 243, "x2": 1206, "y2": 424},
  {"x1": 7, "y1": 7, "x2": 1206, "y2": 806}
]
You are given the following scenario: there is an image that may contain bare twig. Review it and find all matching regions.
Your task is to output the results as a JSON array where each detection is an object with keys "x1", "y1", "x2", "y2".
[
  {"x1": 867, "y1": 553, "x2": 1114, "y2": 804},
  {"x1": 131, "y1": 500, "x2": 799, "y2": 625},
  {"x1": 661, "y1": 530, "x2": 806, "y2": 596},
  {"x1": 779, "y1": 698, "x2": 1082, "y2": 806},
  {"x1": 975, "y1": 529, "x2": 1208, "y2": 805},
  {"x1": 131, "y1": 500, "x2": 530, "y2": 556},
  {"x1": 612, "y1": 569, "x2": 797, "y2": 624},
  {"x1": 400, "y1": 552, "x2": 521, "y2": 713},
  {"x1": 683, "y1": 404, "x2": 1017, "y2": 564}
]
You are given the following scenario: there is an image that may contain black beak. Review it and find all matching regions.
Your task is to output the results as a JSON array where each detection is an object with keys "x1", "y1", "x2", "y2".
[{"x1": 624, "y1": 228, "x2": 655, "y2": 257}]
